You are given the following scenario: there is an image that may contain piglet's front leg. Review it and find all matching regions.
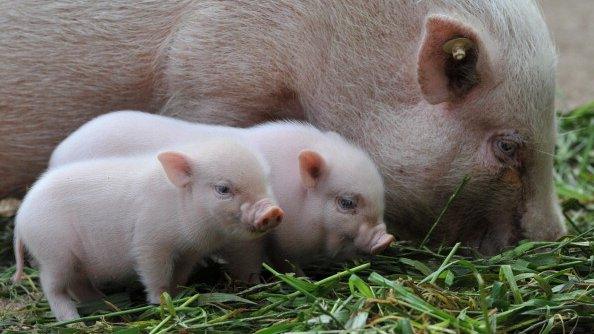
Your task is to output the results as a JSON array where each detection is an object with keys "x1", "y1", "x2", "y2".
[
  {"x1": 135, "y1": 246, "x2": 175, "y2": 304},
  {"x1": 169, "y1": 254, "x2": 203, "y2": 295},
  {"x1": 268, "y1": 252, "x2": 305, "y2": 278},
  {"x1": 222, "y1": 240, "x2": 265, "y2": 284}
]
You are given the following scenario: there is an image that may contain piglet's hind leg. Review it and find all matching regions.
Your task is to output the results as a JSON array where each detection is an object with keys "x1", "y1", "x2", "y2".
[
  {"x1": 68, "y1": 273, "x2": 104, "y2": 303},
  {"x1": 40, "y1": 270, "x2": 80, "y2": 321}
]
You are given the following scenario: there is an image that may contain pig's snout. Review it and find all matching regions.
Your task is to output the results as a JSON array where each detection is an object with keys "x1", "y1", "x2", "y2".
[
  {"x1": 241, "y1": 198, "x2": 284, "y2": 232},
  {"x1": 355, "y1": 223, "x2": 395, "y2": 255},
  {"x1": 254, "y1": 206, "x2": 284, "y2": 230},
  {"x1": 370, "y1": 233, "x2": 395, "y2": 255}
]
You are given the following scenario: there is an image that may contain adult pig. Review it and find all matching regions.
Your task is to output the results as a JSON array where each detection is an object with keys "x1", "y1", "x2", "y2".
[
  {"x1": 13, "y1": 139, "x2": 284, "y2": 320},
  {"x1": 0, "y1": 1, "x2": 563, "y2": 253}
]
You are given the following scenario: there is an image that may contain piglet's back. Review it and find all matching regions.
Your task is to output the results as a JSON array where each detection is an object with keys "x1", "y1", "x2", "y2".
[{"x1": 49, "y1": 111, "x2": 239, "y2": 168}]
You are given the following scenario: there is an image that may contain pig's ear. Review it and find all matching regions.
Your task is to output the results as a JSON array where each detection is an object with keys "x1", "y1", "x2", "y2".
[
  {"x1": 157, "y1": 151, "x2": 193, "y2": 187},
  {"x1": 298, "y1": 150, "x2": 326, "y2": 189},
  {"x1": 417, "y1": 14, "x2": 492, "y2": 104}
]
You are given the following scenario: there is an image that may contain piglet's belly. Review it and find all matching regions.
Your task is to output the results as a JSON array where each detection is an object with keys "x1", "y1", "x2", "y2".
[
  {"x1": 68, "y1": 215, "x2": 138, "y2": 283},
  {"x1": 78, "y1": 243, "x2": 137, "y2": 284}
]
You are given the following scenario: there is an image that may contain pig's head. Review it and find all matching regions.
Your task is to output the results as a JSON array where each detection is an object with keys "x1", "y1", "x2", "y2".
[
  {"x1": 157, "y1": 139, "x2": 284, "y2": 240},
  {"x1": 294, "y1": 1, "x2": 564, "y2": 254},
  {"x1": 297, "y1": 138, "x2": 394, "y2": 259}
]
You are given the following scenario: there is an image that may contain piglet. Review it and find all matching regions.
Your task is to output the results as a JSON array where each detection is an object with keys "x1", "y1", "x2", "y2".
[
  {"x1": 12, "y1": 139, "x2": 283, "y2": 320},
  {"x1": 225, "y1": 124, "x2": 395, "y2": 279},
  {"x1": 49, "y1": 111, "x2": 395, "y2": 281}
]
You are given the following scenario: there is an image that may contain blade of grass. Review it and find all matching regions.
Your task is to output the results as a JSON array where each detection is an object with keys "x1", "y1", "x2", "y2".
[
  {"x1": 419, "y1": 242, "x2": 461, "y2": 284},
  {"x1": 255, "y1": 262, "x2": 370, "y2": 316},
  {"x1": 149, "y1": 292, "x2": 202, "y2": 334},
  {"x1": 419, "y1": 176, "x2": 470, "y2": 248},
  {"x1": 500, "y1": 265, "x2": 523, "y2": 304}
]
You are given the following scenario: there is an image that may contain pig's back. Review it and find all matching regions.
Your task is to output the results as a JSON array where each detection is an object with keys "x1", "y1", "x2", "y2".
[
  {"x1": 0, "y1": 1, "x2": 190, "y2": 112},
  {"x1": 50, "y1": 111, "x2": 239, "y2": 167},
  {"x1": 248, "y1": 122, "x2": 320, "y2": 191},
  {"x1": 248, "y1": 121, "x2": 326, "y2": 156}
]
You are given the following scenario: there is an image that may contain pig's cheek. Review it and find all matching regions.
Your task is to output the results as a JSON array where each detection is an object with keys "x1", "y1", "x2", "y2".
[
  {"x1": 240, "y1": 204, "x2": 257, "y2": 226},
  {"x1": 325, "y1": 233, "x2": 344, "y2": 257},
  {"x1": 335, "y1": 244, "x2": 357, "y2": 260},
  {"x1": 500, "y1": 168, "x2": 523, "y2": 190},
  {"x1": 354, "y1": 223, "x2": 374, "y2": 249},
  {"x1": 215, "y1": 201, "x2": 242, "y2": 226},
  {"x1": 478, "y1": 140, "x2": 508, "y2": 174}
]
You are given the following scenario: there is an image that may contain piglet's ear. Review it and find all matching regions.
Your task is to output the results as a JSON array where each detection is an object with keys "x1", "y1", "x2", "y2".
[
  {"x1": 157, "y1": 151, "x2": 193, "y2": 188},
  {"x1": 417, "y1": 14, "x2": 492, "y2": 104},
  {"x1": 298, "y1": 150, "x2": 326, "y2": 189}
]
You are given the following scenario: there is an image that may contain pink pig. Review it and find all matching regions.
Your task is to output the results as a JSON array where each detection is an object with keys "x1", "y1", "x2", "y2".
[
  {"x1": 13, "y1": 139, "x2": 283, "y2": 320},
  {"x1": 50, "y1": 111, "x2": 395, "y2": 281},
  {"x1": 0, "y1": 1, "x2": 564, "y2": 254}
]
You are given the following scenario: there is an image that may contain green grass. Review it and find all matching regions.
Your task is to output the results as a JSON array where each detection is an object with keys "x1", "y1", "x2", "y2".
[{"x1": 1, "y1": 102, "x2": 593, "y2": 333}]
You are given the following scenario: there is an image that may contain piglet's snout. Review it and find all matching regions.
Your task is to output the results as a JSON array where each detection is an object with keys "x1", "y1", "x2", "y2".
[
  {"x1": 241, "y1": 198, "x2": 284, "y2": 232},
  {"x1": 355, "y1": 223, "x2": 395, "y2": 255},
  {"x1": 370, "y1": 233, "x2": 395, "y2": 255},
  {"x1": 255, "y1": 206, "x2": 284, "y2": 230}
]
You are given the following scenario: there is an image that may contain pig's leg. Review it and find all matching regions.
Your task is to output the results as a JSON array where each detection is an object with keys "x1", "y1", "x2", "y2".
[
  {"x1": 39, "y1": 269, "x2": 80, "y2": 321},
  {"x1": 68, "y1": 275, "x2": 104, "y2": 303},
  {"x1": 135, "y1": 250, "x2": 175, "y2": 304},
  {"x1": 224, "y1": 261, "x2": 262, "y2": 284},
  {"x1": 268, "y1": 254, "x2": 305, "y2": 278},
  {"x1": 169, "y1": 255, "x2": 200, "y2": 296},
  {"x1": 223, "y1": 241, "x2": 265, "y2": 284}
]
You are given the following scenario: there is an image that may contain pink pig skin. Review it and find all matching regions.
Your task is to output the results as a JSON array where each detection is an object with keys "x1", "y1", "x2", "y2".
[
  {"x1": 13, "y1": 139, "x2": 282, "y2": 320},
  {"x1": 50, "y1": 111, "x2": 394, "y2": 282},
  {"x1": 0, "y1": 1, "x2": 563, "y2": 253}
]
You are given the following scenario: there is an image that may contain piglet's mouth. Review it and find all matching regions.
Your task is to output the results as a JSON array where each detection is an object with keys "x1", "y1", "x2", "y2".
[
  {"x1": 245, "y1": 227, "x2": 269, "y2": 236},
  {"x1": 245, "y1": 224, "x2": 273, "y2": 235},
  {"x1": 327, "y1": 235, "x2": 357, "y2": 259}
]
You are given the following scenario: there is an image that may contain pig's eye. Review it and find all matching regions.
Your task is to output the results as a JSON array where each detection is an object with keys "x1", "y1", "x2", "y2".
[
  {"x1": 493, "y1": 134, "x2": 523, "y2": 164},
  {"x1": 497, "y1": 140, "x2": 517, "y2": 156},
  {"x1": 337, "y1": 196, "x2": 357, "y2": 213},
  {"x1": 214, "y1": 183, "x2": 233, "y2": 199}
]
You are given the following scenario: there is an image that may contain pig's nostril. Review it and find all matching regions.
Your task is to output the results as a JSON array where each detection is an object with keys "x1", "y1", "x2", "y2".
[
  {"x1": 273, "y1": 208, "x2": 285, "y2": 222},
  {"x1": 256, "y1": 207, "x2": 284, "y2": 230}
]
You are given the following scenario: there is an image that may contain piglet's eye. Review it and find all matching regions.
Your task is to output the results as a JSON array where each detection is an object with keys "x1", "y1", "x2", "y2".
[
  {"x1": 214, "y1": 183, "x2": 233, "y2": 199},
  {"x1": 337, "y1": 196, "x2": 357, "y2": 213}
]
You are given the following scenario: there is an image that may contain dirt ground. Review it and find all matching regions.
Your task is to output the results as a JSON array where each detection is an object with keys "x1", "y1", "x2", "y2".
[{"x1": 540, "y1": 0, "x2": 594, "y2": 109}]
